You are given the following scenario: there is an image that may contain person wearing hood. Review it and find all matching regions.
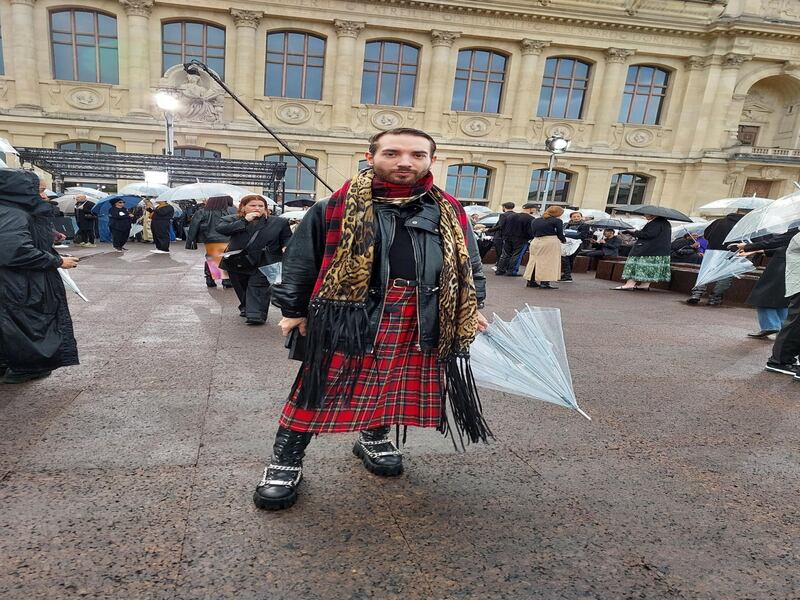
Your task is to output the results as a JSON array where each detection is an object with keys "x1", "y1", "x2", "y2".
[
  {"x1": 108, "y1": 198, "x2": 133, "y2": 252},
  {"x1": 148, "y1": 199, "x2": 175, "y2": 253},
  {"x1": 0, "y1": 170, "x2": 80, "y2": 383},
  {"x1": 687, "y1": 210, "x2": 749, "y2": 305}
]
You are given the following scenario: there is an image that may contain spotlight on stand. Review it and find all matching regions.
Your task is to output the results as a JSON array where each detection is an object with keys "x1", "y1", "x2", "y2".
[
  {"x1": 154, "y1": 92, "x2": 180, "y2": 156},
  {"x1": 540, "y1": 134, "x2": 571, "y2": 211}
]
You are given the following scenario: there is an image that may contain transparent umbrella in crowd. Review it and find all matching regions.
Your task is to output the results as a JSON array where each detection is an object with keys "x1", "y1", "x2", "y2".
[
  {"x1": 64, "y1": 187, "x2": 109, "y2": 200},
  {"x1": 470, "y1": 304, "x2": 590, "y2": 420},
  {"x1": 697, "y1": 196, "x2": 772, "y2": 215},
  {"x1": 724, "y1": 191, "x2": 800, "y2": 243},
  {"x1": 693, "y1": 250, "x2": 758, "y2": 288},
  {"x1": 119, "y1": 182, "x2": 171, "y2": 197},
  {"x1": 157, "y1": 182, "x2": 254, "y2": 203}
]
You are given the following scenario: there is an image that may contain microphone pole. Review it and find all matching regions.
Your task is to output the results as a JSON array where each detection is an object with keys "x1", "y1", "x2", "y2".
[{"x1": 183, "y1": 60, "x2": 334, "y2": 194}]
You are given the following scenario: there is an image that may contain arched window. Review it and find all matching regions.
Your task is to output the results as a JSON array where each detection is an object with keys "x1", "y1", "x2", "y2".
[
  {"x1": 265, "y1": 32, "x2": 325, "y2": 100},
  {"x1": 446, "y1": 164, "x2": 491, "y2": 202},
  {"x1": 607, "y1": 173, "x2": 648, "y2": 207},
  {"x1": 451, "y1": 49, "x2": 507, "y2": 113},
  {"x1": 57, "y1": 141, "x2": 117, "y2": 152},
  {"x1": 50, "y1": 10, "x2": 118, "y2": 83},
  {"x1": 537, "y1": 57, "x2": 591, "y2": 119},
  {"x1": 528, "y1": 169, "x2": 573, "y2": 205},
  {"x1": 265, "y1": 154, "x2": 318, "y2": 202},
  {"x1": 162, "y1": 21, "x2": 225, "y2": 78},
  {"x1": 361, "y1": 41, "x2": 419, "y2": 106},
  {"x1": 173, "y1": 146, "x2": 221, "y2": 159},
  {"x1": 619, "y1": 65, "x2": 670, "y2": 125}
]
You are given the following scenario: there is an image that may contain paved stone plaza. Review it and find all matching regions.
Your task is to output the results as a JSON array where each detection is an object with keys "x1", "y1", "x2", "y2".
[{"x1": 1, "y1": 244, "x2": 797, "y2": 599}]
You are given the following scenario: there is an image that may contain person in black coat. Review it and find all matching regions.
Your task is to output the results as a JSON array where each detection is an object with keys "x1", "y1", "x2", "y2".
[
  {"x1": 616, "y1": 215, "x2": 672, "y2": 290},
  {"x1": 216, "y1": 194, "x2": 292, "y2": 324},
  {"x1": 74, "y1": 195, "x2": 97, "y2": 247},
  {"x1": 495, "y1": 203, "x2": 536, "y2": 276},
  {"x1": 734, "y1": 228, "x2": 798, "y2": 338},
  {"x1": 0, "y1": 170, "x2": 80, "y2": 384},
  {"x1": 687, "y1": 210, "x2": 748, "y2": 305},
  {"x1": 561, "y1": 211, "x2": 593, "y2": 282},
  {"x1": 583, "y1": 228, "x2": 622, "y2": 257},
  {"x1": 484, "y1": 201, "x2": 515, "y2": 265},
  {"x1": 185, "y1": 195, "x2": 237, "y2": 288},
  {"x1": 148, "y1": 200, "x2": 175, "y2": 253},
  {"x1": 108, "y1": 198, "x2": 133, "y2": 251}
]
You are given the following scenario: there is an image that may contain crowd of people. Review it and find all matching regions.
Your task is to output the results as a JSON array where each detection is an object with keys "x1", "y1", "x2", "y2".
[{"x1": 0, "y1": 127, "x2": 797, "y2": 516}]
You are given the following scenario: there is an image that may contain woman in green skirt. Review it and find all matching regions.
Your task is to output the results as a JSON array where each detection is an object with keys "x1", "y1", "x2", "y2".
[{"x1": 615, "y1": 214, "x2": 672, "y2": 290}]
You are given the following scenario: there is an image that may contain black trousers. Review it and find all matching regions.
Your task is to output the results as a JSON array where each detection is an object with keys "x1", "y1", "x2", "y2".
[
  {"x1": 496, "y1": 238, "x2": 528, "y2": 274},
  {"x1": 111, "y1": 228, "x2": 130, "y2": 249},
  {"x1": 229, "y1": 270, "x2": 271, "y2": 321},
  {"x1": 770, "y1": 292, "x2": 800, "y2": 365},
  {"x1": 77, "y1": 226, "x2": 95, "y2": 244},
  {"x1": 151, "y1": 220, "x2": 171, "y2": 251},
  {"x1": 561, "y1": 254, "x2": 577, "y2": 278}
]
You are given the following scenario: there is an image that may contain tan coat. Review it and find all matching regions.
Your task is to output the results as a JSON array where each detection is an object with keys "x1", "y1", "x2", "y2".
[{"x1": 523, "y1": 236, "x2": 562, "y2": 282}]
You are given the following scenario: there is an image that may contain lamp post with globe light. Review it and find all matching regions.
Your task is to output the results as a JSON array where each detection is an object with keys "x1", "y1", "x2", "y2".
[
  {"x1": 539, "y1": 135, "x2": 570, "y2": 212},
  {"x1": 154, "y1": 92, "x2": 180, "y2": 156}
]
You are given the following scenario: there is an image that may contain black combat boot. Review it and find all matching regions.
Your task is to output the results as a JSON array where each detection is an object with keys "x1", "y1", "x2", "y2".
[
  {"x1": 253, "y1": 426, "x2": 313, "y2": 510},
  {"x1": 353, "y1": 426, "x2": 403, "y2": 477}
]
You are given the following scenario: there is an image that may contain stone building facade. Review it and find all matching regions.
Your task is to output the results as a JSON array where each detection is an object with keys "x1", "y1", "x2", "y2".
[{"x1": 1, "y1": 0, "x2": 800, "y2": 212}]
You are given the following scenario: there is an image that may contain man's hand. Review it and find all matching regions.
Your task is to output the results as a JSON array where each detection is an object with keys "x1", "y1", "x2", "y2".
[
  {"x1": 60, "y1": 256, "x2": 79, "y2": 269},
  {"x1": 476, "y1": 311, "x2": 489, "y2": 333},
  {"x1": 279, "y1": 316, "x2": 307, "y2": 337}
]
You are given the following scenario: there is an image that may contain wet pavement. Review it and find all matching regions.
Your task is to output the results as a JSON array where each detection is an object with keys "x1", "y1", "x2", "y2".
[{"x1": 1, "y1": 244, "x2": 797, "y2": 599}]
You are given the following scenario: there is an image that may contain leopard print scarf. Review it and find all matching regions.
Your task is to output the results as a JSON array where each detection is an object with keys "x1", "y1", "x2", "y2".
[{"x1": 314, "y1": 168, "x2": 478, "y2": 359}]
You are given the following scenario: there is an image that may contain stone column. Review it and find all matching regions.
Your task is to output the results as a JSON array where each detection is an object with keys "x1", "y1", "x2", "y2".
[
  {"x1": 576, "y1": 166, "x2": 612, "y2": 210},
  {"x1": 592, "y1": 47, "x2": 635, "y2": 147},
  {"x1": 120, "y1": 0, "x2": 154, "y2": 116},
  {"x1": 708, "y1": 53, "x2": 752, "y2": 150},
  {"x1": 231, "y1": 9, "x2": 263, "y2": 122},
  {"x1": 672, "y1": 56, "x2": 708, "y2": 153},
  {"x1": 509, "y1": 39, "x2": 550, "y2": 141},
  {"x1": 499, "y1": 162, "x2": 531, "y2": 208},
  {"x1": 331, "y1": 19, "x2": 365, "y2": 131},
  {"x1": 10, "y1": 0, "x2": 41, "y2": 109},
  {"x1": 424, "y1": 30, "x2": 461, "y2": 135}
]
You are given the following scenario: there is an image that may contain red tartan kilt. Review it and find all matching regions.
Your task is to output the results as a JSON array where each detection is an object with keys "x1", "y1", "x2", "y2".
[{"x1": 279, "y1": 286, "x2": 443, "y2": 433}]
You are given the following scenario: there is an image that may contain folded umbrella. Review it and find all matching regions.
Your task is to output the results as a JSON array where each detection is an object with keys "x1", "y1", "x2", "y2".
[
  {"x1": 58, "y1": 268, "x2": 89, "y2": 302},
  {"x1": 694, "y1": 250, "x2": 757, "y2": 288},
  {"x1": 614, "y1": 204, "x2": 693, "y2": 222},
  {"x1": 724, "y1": 191, "x2": 800, "y2": 243},
  {"x1": 470, "y1": 305, "x2": 590, "y2": 420}
]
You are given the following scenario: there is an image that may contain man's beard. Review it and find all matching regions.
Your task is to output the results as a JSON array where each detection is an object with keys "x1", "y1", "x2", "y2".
[{"x1": 371, "y1": 163, "x2": 429, "y2": 185}]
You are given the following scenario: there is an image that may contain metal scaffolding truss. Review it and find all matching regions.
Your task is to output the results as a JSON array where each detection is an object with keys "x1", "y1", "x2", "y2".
[{"x1": 16, "y1": 147, "x2": 286, "y2": 191}]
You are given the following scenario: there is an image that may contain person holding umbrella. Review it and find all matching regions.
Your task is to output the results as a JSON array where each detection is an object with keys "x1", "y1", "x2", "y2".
[
  {"x1": 148, "y1": 199, "x2": 175, "y2": 254},
  {"x1": 766, "y1": 230, "x2": 800, "y2": 378},
  {"x1": 108, "y1": 198, "x2": 133, "y2": 252},
  {"x1": 615, "y1": 209, "x2": 673, "y2": 290}
]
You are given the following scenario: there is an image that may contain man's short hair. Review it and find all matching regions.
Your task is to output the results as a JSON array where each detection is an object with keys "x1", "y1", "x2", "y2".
[
  {"x1": 603, "y1": 228, "x2": 615, "y2": 234},
  {"x1": 522, "y1": 202, "x2": 539, "y2": 209},
  {"x1": 502, "y1": 202, "x2": 515, "y2": 210},
  {"x1": 368, "y1": 128, "x2": 437, "y2": 156},
  {"x1": 570, "y1": 211, "x2": 583, "y2": 218}
]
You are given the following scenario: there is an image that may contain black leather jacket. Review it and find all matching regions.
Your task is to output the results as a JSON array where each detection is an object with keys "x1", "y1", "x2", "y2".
[{"x1": 272, "y1": 194, "x2": 486, "y2": 351}]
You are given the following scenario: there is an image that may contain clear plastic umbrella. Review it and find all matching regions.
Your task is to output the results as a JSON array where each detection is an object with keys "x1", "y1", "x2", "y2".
[
  {"x1": 463, "y1": 205, "x2": 493, "y2": 216},
  {"x1": 65, "y1": 187, "x2": 108, "y2": 199},
  {"x1": 119, "y1": 182, "x2": 171, "y2": 197},
  {"x1": 58, "y1": 268, "x2": 89, "y2": 302},
  {"x1": 724, "y1": 192, "x2": 800, "y2": 243},
  {"x1": 470, "y1": 304, "x2": 590, "y2": 420},
  {"x1": 671, "y1": 221, "x2": 709, "y2": 241},
  {"x1": 697, "y1": 196, "x2": 772, "y2": 214},
  {"x1": 157, "y1": 182, "x2": 254, "y2": 203},
  {"x1": 694, "y1": 250, "x2": 757, "y2": 288}
]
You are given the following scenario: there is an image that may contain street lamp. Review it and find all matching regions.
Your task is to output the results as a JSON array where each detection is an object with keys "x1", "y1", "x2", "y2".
[
  {"x1": 539, "y1": 134, "x2": 570, "y2": 212},
  {"x1": 154, "y1": 92, "x2": 180, "y2": 156}
]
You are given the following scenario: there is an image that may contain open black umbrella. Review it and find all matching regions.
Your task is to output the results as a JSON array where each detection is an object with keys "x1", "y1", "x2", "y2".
[
  {"x1": 587, "y1": 218, "x2": 635, "y2": 230},
  {"x1": 284, "y1": 197, "x2": 316, "y2": 208},
  {"x1": 614, "y1": 204, "x2": 693, "y2": 222}
]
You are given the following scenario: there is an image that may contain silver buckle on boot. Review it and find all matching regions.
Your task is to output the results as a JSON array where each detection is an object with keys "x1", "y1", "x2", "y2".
[
  {"x1": 258, "y1": 464, "x2": 302, "y2": 488},
  {"x1": 358, "y1": 435, "x2": 402, "y2": 459}
]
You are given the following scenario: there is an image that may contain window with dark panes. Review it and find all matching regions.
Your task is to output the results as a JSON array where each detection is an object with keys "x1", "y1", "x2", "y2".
[
  {"x1": 606, "y1": 173, "x2": 648, "y2": 208},
  {"x1": 358, "y1": 158, "x2": 370, "y2": 171},
  {"x1": 50, "y1": 10, "x2": 118, "y2": 83},
  {"x1": 619, "y1": 65, "x2": 669, "y2": 125},
  {"x1": 57, "y1": 141, "x2": 117, "y2": 152},
  {"x1": 265, "y1": 32, "x2": 325, "y2": 100},
  {"x1": 162, "y1": 21, "x2": 225, "y2": 78},
  {"x1": 361, "y1": 41, "x2": 419, "y2": 106},
  {"x1": 451, "y1": 50, "x2": 506, "y2": 113},
  {"x1": 173, "y1": 146, "x2": 221, "y2": 159},
  {"x1": 446, "y1": 165, "x2": 491, "y2": 202},
  {"x1": 528, "y1": 169, "x2": 572, "y2": 205},
  {"x1": 537, "y1": 57, "x2": 590, "y2": 119},
  {"x1": 265, "y1": 154, "x2": 318, "y2": 201}
]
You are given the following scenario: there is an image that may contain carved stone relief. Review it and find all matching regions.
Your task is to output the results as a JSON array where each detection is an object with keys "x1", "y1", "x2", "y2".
[
  {"x1": 626, "y1": 128, "x2": 655, "y2": 148},
  {"x1": 66, "y1": 88, "x2": 105, "y2": 110},
  {"x1": 276, "y1": 103, "x2": 311, "y2": 125},
  {"x1": 762, "y1": 166, "x2": 781, "y2": 179},
  {"x1": 372, "y1": 110, "x2": 403, "y2": 130},
  {"x1": 158, "y1": 65, "x2": 224, "y2": 123},
  {"x1": 761, "y1": 0, "x2": 800, "y2": 21},
  {"x1": 741, "y1": 90, "x2": 774, "y2": 123},
  {"x1": 461, "y1": 116, "x2": 492, "y2": 137},
  {"x1": 546, "y1": 122, "x2": 575, "y2": 139}
]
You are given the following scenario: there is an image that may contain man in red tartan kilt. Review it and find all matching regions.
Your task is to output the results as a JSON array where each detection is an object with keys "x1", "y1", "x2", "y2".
[{"x1": 254, "y1": 128, "x2": 490, "y2": 510}]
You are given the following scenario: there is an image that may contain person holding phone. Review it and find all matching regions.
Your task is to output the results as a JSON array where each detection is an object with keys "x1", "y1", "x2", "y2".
[
  {"x1": 216, "y1": 194, "x2": 291, "y2": 324},
  {"x1": 0, "y1": 170, "x2": 79, "y2": 383}
]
